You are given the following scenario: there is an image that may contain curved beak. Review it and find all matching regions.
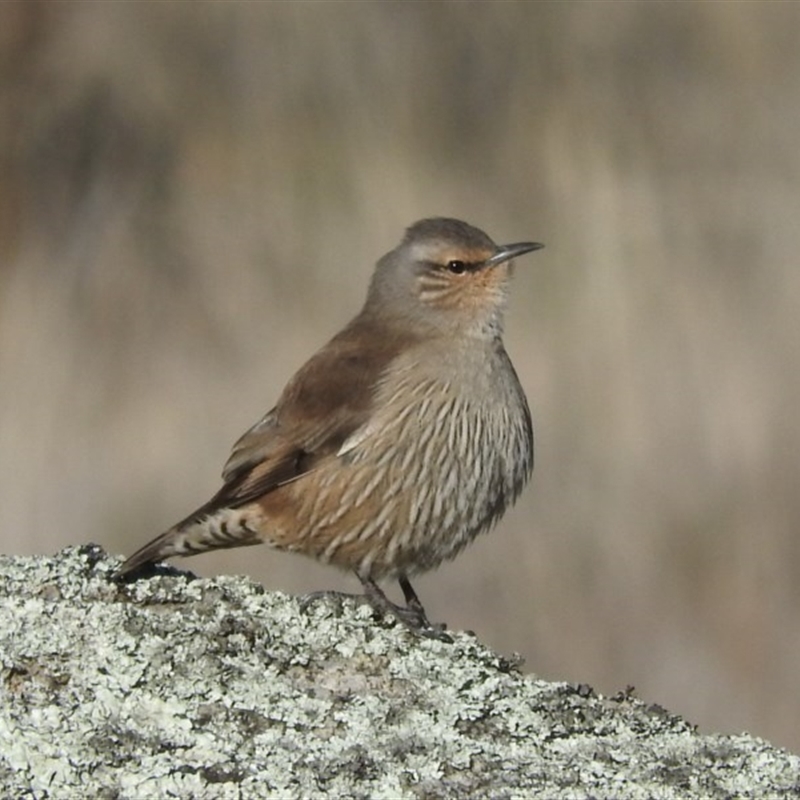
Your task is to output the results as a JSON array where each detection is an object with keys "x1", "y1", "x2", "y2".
[{"x1": 484, "y1": 241, "x2": 544, "y2": 268}]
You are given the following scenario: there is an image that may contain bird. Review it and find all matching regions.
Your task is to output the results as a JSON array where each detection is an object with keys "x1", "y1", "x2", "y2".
[{"x1": 115, "y1": 218, "x2": 543, "y2": 638}]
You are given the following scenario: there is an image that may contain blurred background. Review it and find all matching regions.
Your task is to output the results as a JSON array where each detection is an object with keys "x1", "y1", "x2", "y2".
[{"x1": 2, "y1": 1, "x2": 799, "y2": 752}]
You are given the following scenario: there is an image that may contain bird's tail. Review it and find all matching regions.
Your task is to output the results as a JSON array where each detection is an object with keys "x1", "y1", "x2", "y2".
[{"x1": 114, "y1": 506, "x2": 263, "y2": 578}]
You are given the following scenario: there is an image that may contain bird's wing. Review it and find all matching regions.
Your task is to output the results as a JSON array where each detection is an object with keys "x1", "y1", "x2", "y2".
[{"x1": 205, "y1": 318, "x2": 417, "y2": 512}]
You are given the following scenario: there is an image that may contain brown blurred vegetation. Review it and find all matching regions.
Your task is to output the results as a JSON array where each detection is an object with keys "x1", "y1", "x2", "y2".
[{"x1": 1, "y1": 2, "x2": 799, "y2": 752}]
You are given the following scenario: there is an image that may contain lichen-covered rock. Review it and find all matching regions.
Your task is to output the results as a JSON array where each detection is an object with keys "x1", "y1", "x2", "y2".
[{"x1": 0, "y1": 546, "x2": 798, "y2": 799}]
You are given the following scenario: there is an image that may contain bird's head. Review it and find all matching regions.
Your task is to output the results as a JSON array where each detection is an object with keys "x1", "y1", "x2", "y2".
[{"x1": 364, "y1": 218, "x2": 543, "y2": 338}]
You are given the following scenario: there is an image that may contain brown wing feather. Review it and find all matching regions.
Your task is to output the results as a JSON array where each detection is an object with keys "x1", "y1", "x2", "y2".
[{"x1": 207, "y1": 316, "x2": 419, "y2": 509}]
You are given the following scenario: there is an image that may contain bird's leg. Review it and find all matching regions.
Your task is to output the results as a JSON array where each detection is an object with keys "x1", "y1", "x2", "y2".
[
  {"x1": 398, "y1": 573, "x2": 450, "y2": 638},
  {"x1": 398, "y1": 573, "x2": 426, "y2": 615},
  {"x1": 360, "y1": 574, "x2": 452, "y2": 641},
  {"x1": 398, "y1": 573, "x2": 452, "y2": 641}
]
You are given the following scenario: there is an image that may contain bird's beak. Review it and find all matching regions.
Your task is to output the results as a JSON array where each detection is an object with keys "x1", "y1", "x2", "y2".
[{"x1": 484, "y1": 241, "x2": 544, "y2": 268}]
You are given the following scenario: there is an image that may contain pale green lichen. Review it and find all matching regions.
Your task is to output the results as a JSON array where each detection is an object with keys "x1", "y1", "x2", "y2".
[{"x1": 0, "y1": 545, "x2": 798, "y2": 799}]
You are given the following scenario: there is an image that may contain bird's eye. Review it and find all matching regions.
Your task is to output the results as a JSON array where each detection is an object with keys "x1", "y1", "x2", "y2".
[{"x1": 446, "y1": 260, "x2": 467, "y2": 274}]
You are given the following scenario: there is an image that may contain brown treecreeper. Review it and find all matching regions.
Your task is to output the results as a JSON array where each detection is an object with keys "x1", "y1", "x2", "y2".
[{"x1": 116, "y1": 218, "x2": 543, "y2": 639}]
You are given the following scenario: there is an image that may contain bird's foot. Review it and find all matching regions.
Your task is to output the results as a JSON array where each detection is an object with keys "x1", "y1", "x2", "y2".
[
  {"x1": 301, "y1": 579, "x2": 452, "y2": 642},
  {"x1": 361, "y1": 576, "x2": 452, "y2": 642}
]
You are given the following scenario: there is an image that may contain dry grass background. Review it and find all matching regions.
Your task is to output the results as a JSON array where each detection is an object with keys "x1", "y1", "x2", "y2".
[{"x1": 2, "y1": 2, "x2": 799, "y2": 752}]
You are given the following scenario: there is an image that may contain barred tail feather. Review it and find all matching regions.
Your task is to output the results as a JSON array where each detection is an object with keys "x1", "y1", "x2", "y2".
[{"x1": 114, "y1": 507, "x2": 262, "y2": 577}]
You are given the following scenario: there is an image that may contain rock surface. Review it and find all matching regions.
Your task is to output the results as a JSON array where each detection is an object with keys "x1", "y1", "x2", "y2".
[{"x1": 0, "y1": 545, "x2": 798, "y2": 799}]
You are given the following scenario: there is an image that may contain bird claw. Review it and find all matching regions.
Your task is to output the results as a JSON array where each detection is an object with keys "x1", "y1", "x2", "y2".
[
  {"x1": 360, "y1": 576, "x2": 453, "y2": 642},
  {"x1": 398, "y1": 612, "x2": 453, "y2": 642},
  {"x1": 299, "y1": 586, "x2": 452, "y2": 642}
]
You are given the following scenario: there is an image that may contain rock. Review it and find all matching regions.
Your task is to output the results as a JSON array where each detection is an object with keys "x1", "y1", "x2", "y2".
[{"x1": 0, "y1": 545, "x2": 798, "y2": 799}]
